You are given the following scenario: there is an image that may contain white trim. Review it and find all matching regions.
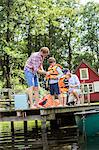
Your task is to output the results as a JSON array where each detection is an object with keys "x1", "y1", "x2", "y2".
[
  {"x1": 80, "y1": 68, "x2": 89, "y2": 80},
  {"x1": 93, "y1": 81, "x2": 99, "y2": 92},
  {"x1": 81, "y1": 83, "x2": 94, "y2": 94}
]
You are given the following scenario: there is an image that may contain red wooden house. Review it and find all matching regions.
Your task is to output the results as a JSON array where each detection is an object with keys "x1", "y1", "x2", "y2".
[{"x1": 75, "y1": 60, "x2": 99, "y2": 102}]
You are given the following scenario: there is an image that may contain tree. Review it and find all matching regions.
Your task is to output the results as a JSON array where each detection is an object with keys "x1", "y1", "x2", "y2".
[{"x1": 80, "y1": 2, "x2": 99, "y2": 70}]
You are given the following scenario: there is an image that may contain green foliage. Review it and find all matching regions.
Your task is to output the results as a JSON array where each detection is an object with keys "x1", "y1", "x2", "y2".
[
  {"x1": 0, "y1": 0, "x2": 98, "y2": 89},
  {"x1": 80, "y1": 2, "x2": 99, "y2": 62},
  {"x1": 72, "y1": 51, "x2": 97, "y2": 70}
]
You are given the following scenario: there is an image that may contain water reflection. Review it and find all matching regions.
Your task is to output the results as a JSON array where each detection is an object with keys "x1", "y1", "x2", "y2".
[
  {"x1": 79, "y1": 135, "x2": 99, "y2": 150},
  {"x1": 0, "y1": 121, "x2": 79, "y2": 150}
]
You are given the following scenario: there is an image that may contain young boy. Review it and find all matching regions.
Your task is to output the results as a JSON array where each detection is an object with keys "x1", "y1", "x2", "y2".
[
  {"x1": 58, "y1": 69, "x2": 69, "y2": 106},
  {"x1": 46, "y1": 57, "x2": 63, "y2": 106}
]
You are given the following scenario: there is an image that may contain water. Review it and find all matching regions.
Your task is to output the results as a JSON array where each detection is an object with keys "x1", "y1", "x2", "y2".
[
  {"x1": 79, "y1": 135, "x2": 99, "y2": 150},
  {"x1": 0, "y1": 121, "x2": 43, "y2": 150},
  {"x1": 0, "y1": 121, "x2": 78, "y2": 150},
  {"x1": 0, "y1": 121, "x2": 99, "y2": 150}
]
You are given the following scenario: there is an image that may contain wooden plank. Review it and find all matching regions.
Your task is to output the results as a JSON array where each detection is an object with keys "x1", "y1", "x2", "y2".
[
  {"x1": 0, "y1": 100, "x2": 14, "y2": 102},
  {"x1": 41, "y1": 116, "x2": 49, "y2": 150},
  {"x1": 0, "y1": 115, "x2": 41, "y2": 122},
  {"x1": 40, "y1": 103, "x2": 99, "y2": 115},
  {"x1": 59, "y1": 125, "x2": 78, "y2": 130}
]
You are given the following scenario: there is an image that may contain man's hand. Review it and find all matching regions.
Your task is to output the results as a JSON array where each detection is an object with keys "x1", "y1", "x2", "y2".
[
  {"x1": 46, "y1": 72, "x2": 50, "y2": 76},
  {"x1": 26, "y1": 65, "x2": 34, "y2": 71},
  {"x1": 38, "y1": 69, "x2": 46, "y2": 75},
  {"x1": 70, "y1": 85, "x2": 75, "y2": 88}
]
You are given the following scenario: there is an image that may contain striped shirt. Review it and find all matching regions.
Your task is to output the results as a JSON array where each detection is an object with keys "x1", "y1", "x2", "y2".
[{"x1": 24, "y1": 52, "x2": 44, "y2": 74}]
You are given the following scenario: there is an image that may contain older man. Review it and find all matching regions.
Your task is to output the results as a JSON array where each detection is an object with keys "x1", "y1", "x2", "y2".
[
  {"x1": 66, "y1": 71, "x2": 81, "y2": 104},
  {"x1": 24, "y1": 47, "x2": 49, "y2": 108}
]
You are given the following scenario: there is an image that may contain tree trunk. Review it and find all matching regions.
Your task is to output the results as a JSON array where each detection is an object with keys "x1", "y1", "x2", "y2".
[
  {"x1": 5, "y1": 0, "x2": 11, "y2": 88},
  {"x1": 68, "y1": 42, "x2": 72, "y2": 70},
  {"x1": 27, "y1": 24, "x2": 32, "y2": 56},
  {"x1": 67, "y1": 31, "x2": 72, "y2": 70}
]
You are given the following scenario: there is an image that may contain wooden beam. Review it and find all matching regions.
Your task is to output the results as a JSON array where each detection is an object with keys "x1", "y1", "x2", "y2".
[
  {"x1": 0, "y1": 115, "x2": 41, "y2": 122},
  {"x1": 40, "y1": 104, "x2": 99, "y2": 115},
  {"x1": 41, "y1": 116, "x2": 49, "y2": 150}
]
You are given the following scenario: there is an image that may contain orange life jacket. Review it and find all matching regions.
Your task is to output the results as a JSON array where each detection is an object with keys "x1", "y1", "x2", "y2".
[
  {"x1": 46, "y1": 64, "x2": 62, "y2": 80},
  {"x1": 39, "y1": 94, "x2": 60, "y2": 108},
  {"x1": 59, "y1": 75, "x2": 69, "y2": 93}
]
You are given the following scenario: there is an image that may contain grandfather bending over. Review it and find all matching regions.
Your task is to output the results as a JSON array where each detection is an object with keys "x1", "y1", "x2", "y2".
[
  {"x1": 24, "y1": 47, "x2": 49, "y2": 108},
  {"x1": 66, "y1": 71, "x2": 81, "y2": 104}
]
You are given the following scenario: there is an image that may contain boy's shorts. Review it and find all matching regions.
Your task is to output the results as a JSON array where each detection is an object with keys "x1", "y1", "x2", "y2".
[
  {"x1": 72, "y1": 89, "x2": 81, "y2": 95},
  {"x1": 24, "y1": 70, "x2": 39, "y2": 87},
  {"x1": 68, "y1": 89, "x2": 81, "y2": 103},
  {"x1": 49, "y1": 82, "x2": 60, "y2": 95}
]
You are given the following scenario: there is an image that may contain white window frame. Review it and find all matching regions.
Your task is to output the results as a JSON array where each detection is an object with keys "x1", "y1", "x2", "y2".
[
  {"x1": 80, "y1": 68, "x2": 89, "y2": 80},
  {"x1": 89, "y1": 83, "x2": 94, "y2": 93},
  {"x1": 81, "y1": 83, "x2": 94, "y2": 94},
  {"x1": 93, "y1": 81, "x2": 99, "y2": 92}
]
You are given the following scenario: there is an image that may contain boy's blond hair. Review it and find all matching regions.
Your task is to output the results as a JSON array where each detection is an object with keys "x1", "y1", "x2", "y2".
[{"x1": 48, "y1": 57, "x2": 56, "y2": 63}]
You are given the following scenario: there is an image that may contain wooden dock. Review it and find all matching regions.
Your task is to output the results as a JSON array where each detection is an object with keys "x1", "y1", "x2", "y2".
[
  {"x1": 0, "y1": 104, "x2": 99, "y2": 150},
  {"x1": 0, "y1": 88, "x2": 99, "y2": 149},
  {"x1": 1, "y1": 103, "x2": 99, "y2": 122}
]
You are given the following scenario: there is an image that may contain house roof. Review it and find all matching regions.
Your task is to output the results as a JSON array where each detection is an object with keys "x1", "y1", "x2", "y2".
[{"x1": 75, "y1": 60, "x2": 99, "y2": 77}]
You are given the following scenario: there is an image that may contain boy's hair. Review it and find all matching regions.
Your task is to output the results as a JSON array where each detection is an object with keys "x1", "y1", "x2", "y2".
[
  {"x1": 66, "y1": 70, "x2": 71, "y2": 77},
  {"x1": 40, "y1": 47, "x2": 49, "y2": 54},
  {"x1": 48, "y1": 57, "x2": 56, "y2": 63}
]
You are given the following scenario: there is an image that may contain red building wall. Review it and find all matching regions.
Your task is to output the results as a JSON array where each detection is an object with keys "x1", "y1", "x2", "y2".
[
  {"x1": 90, "y1": 93, "x2": 99, "y2": 102},
  {"x1": 75, "y1": 62, "x2": 99, "y2": 102}
]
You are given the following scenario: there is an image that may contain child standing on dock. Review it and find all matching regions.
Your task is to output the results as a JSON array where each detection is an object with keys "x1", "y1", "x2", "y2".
[
  {"x1": 24, "y1": 47, "x2": 49, "y2": 109},
  {"x1": 58, "y1": 69, "x2": 69, "y2": 106},
  {"x1": 46, "y1": 57, "x2": 63, "y2": 106}
]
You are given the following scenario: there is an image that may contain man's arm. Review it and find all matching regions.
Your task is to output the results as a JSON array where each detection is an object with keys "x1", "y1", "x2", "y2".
[
  {"x1": 37, "y1": 69, "x2": 46, "y2": 75},
  {"x1": 37, "y1": 64, "x2": 46, "y2": 75}
]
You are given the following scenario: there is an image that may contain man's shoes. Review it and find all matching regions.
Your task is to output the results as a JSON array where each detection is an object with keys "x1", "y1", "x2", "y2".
[
  {"x1": 30, "y1": 104, "x2": 38, "y2": 109},
  {"x1": 67, "y1": 102, "x2": 74, "y2": 106}
]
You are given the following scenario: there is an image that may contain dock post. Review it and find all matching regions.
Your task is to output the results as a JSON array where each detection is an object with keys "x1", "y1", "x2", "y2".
[
  {"x1": 11, "y1": 121, "x2": 15, "y2": 148},
  {"x1": 35, "y1": 120, "x2": 38, "y2": 133},
  {"x1": 87, "y1": 93, "x2": 90, "y2": 104},
  {"x1": 41, "y1": 116, "x2": 49, "y2": 150},
  {"x1": 11, "y1": 121, "x2": 14, "y2": 137},
  {"x1": 24, "y1": 121, "x2": 27, "y2": 132},
  {"x1": 24, "y1": 121, "x2": 28, "y2": 145}
]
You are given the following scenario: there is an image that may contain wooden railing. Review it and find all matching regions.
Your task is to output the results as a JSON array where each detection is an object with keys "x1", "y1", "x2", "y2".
[{"x1": 0, "y1": 88, "x2": 15, "y2": 110}]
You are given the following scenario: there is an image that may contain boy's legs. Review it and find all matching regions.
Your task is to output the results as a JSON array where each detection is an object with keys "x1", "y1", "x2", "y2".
[
  {"x1": 53, "y1": 83, "x2": 63, "y2": 106},
  {"x1": 57, "y1": 94, "x2": 63, "y2": 106},
  {"x1": 62, "y1": 92, "x2": 68, "y2": 106},
  {"x1": 49, "y1": 83, "x2": 63, "y2": 106},
  {"x1": 72, "y1": 89, "x2": 80, "y2": 102},
  {"x1": 68, "y1": 91, "x2": 76, "y2": 105},
  {"x1": 49, "y1": 84, "x2": 56, "y2": 107}
]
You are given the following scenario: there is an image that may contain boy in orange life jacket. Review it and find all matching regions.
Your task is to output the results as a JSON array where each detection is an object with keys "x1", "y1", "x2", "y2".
[
  {"x1": 46, "y1": 57, "x2": 63, "y2": 106},
  {"x1": 58, "y1": 69, "x2": 69, "y2": 106}
]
